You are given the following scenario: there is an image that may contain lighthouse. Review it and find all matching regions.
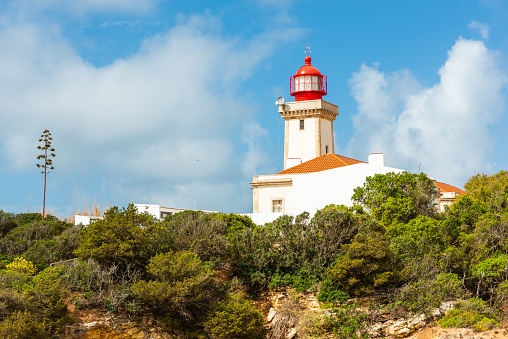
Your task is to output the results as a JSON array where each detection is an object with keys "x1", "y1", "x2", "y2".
[{"x1": 279, "y1": 56, "x2": 339, "y2": 169}]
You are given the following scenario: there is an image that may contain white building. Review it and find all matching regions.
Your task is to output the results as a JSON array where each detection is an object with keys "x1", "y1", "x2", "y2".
[
  {"x1": 75, "y1": 204, "x2": 216, "y2": 226},
  {"x1": 248, "y1": 55, "x2": 465, "y2": 225}
]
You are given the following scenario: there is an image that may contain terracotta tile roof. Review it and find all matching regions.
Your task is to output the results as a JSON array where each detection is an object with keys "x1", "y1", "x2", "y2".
[
  {"x1": 434, "y1": 181, "x2": 466, "y2": 195},
  {"x1": 277, "y1": 153, "x2": 365, "y2": 175}
]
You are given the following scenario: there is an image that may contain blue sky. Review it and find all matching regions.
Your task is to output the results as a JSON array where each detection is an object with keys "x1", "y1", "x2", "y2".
[{"x1": 1, "y1": 0, "x2": 507, "y2": 216}]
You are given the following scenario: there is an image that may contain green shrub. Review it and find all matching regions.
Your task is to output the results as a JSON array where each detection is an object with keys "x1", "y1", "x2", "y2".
[
  {"x1": 21, "y1": 266, "x2": 70, "y2": 332},
  {"x1": 230, "y1": 208, "x2": 362, "y2": 290},
  {"x1": 0, "y1": 218, "x2": 71, "y2": 256},
  {"x1": 268, "y1": 269, "x2": 318, "y2": 292},
  {"x1": 0, "y1": 289, "x2": 25, "y2": 321},
  {"x1": 0, "y1": 211, "x2": 17, "y2": 237},
  {"x1": 205, "y1": 293, "x2": 266, "y2": 339},
  {"x1": 0, "y1": 310, "x2": 49, "y2": 339},
  {"x1": 132, "y1": 251, "x2": 225, "y2": 321},
  {"x1": 215, "y1": 213, "x2": 256, "y2": 235},
  {"x1": 398, "y1": 273, "x2": 466, "y2": 313},
  {"x1": 74, "y1": 204, "x2": 156, "y2": 271},
  {"x1": 494, "y1": 280, "x2": 508, "y2": 305},
  {"x1": 296, "y1": 311, "x2": 332, "y2": 339},
  {"x1": 438, "y1": 298, "x2": 499, "y2": 332},
  {"x1": 0, "y1": 270, "x2": 30, "y2": 291},
  {"x1": 327, "y1": 231, "x2": 398, "y2": 296},
  {"x1": 325, "y1": 304, "x2": 369, "y2": 339},
  {"x1": 156, "y1": 211, "x2": 230, "y2": 263},
  {"x1": 352, "y1": 171, "x2": 437, "y2": 225},
  {"x1": 317, "y1": 278, "x2": 349, "y2": 303},
  {"x1": 23, "y1": 239, "x2": 58, "y2": 270},
  {"x1": 61, "y1": 259, "x2": 115, "y2": 293},
  {"x1": 61, "y1": 258, "x2": 140, "y2": 311},
  {"x1": 268, "y1": 271, "x2": 292, "y2": 290}
]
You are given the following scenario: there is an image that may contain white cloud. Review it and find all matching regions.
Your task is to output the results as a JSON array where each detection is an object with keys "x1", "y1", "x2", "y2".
[
  {"x1": 0, "y1": 13, "x2": 300, "y2": 212},
  {"x1": 241, "y1": 122, "x2": 274, "y2": 176},
  {"x1": 468, "y1": 20, "x2": 491, "y2": 39},
  {"x1": 347, "y1": 38, "x2": 506, "y2": 187}
]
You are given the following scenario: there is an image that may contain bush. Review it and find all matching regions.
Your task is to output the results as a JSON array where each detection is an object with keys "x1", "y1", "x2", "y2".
[
  {"x1": 439, "y1": 298, "x2": 499, "y2": 332},
  {"x1": 215, "y1": 213, "x2": 256, "y2": 235},
  {"x1": 0, "y1": 270, "x2": 30, "y2": 291},
  {"x1": 317, "y1": 278, "x2": 349, "y2": 303},
  {"x1": 230, "y1": 208, "x2": 362, "y2": 290},
  {"x1": 61, "y1": 259, "x2": 115, "y2": 293},
  {"x1": 0, "y1": 218, "x2": 71, "y2": 256},
  {"x1": 74, "y1": 204, "x2": 156, "y2": 271},
  {"x1": 494, "y1": 280, "x2": 508, "y2": 305},
  {"x1": 205, "y1": 293, "x2": 266, "y2": 339},
  {"x1": 0, "y1": 310, "x2": 49, "y2": 339},
  {"x1": 325, "y1": 304, "x2": 370, "y2": 339},
  {"x1": 0, "y1": 289, "x2": 25, "y2": 321},
  {"x1": 61, "y1": 259, "x2": 140, "y2": 311},
  {"x1": 398, "y1": 273, "x2": 466, "y2": 313},
  {"x1": 132, "y1": 251, "x2": 225, "y2": 321},
  {"x1": 21, "y1": 266, "x2": 70, "y2": 332},
  {"x1": 327, "y1": 231, "x2": 398, "y2": 296},
  {"x1": 5, "y1": 257, "x2": 37, "y2": 276},
  {"x1": 154, "y1": 211, "x2": 230, "y2": 263},
  {"x1": 0, "y1": 211, "x2": 17, "y2": 237},
  {"x1": 296, "y1": 311, "x2": 332, "y2": 339}
]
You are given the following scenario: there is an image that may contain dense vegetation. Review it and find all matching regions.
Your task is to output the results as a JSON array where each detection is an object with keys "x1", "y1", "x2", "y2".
[{"x1": 1, "y1": 170, "x2": 508, "y2": 338}]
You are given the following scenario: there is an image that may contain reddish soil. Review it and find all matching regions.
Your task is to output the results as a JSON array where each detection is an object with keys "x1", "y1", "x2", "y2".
[{"x1": 409, "y1": 325, "x2": 508, "y2": 339}]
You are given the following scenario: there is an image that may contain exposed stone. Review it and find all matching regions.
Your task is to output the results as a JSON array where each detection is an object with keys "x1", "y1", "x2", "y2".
[
  {"x1": 286, "y1": 327, "x2": 297, "y2": 339},
  {"x1": 431, "y1": 307, "x2": 442, "y2": 319},
  {"x1": 267, "y1": 307, "x2": 277, "y2": 323},
  {"x1": 439, "y1": 301, "x2": 459, "y2": 313},
  {"x1": 368, "y1": 303, "x2": 458, "y2": 338},
  {"x1": 60, "y1": 310, "x2": 174, "y2": 339}
]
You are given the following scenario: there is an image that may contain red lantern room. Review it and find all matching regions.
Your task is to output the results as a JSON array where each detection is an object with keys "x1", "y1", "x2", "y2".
[{"x1": 290, "y1": 56, "x2": 327, "y2": 101}]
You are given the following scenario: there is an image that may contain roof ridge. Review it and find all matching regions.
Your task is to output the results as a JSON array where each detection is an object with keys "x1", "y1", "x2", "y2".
[
  {"x1": 276, "y1": 153, "x2": 364, "y2": 175},
  {"x1": 434, "y1": 180, "x2": 466, "y2": 194}
]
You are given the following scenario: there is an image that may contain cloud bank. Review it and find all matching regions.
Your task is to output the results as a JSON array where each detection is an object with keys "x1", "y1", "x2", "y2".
[
  {"x1": 0, "y1": 13, "x2": 299, "y2": 213},
  {"x1": 347, "y1": 38, "x2": 506, "y2": 187}
]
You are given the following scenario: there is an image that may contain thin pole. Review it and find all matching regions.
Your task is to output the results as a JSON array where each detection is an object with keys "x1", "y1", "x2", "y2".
[{"x1": 42, "y1": 147, "x2": 47, "y2": 221}]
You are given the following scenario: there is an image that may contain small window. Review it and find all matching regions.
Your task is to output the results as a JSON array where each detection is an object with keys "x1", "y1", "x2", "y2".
[
  {"x1": 272, "y1": 199, "x2": 283, "y2": 213},
  {"x1": 325, "y1": 145, "x2": 329, "y2": 153},
  {"x1": 299, "y1": 119, "x2": 304, "y2": 130}
]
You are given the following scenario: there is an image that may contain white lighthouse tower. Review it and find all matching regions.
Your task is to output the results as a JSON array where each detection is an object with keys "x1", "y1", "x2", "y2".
[{"x1": 279, "y1": 55, "x2": 339, "y2": 169}]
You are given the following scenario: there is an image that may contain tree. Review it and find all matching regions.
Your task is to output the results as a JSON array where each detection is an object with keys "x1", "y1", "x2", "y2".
[
  {"x1": 74, "y1": 204, "x2": 156, "y2": 271},
  {"x1": 36, "y1": 130, "x2": 55, "y2": 221},
  {"x1": 326, "y1": 231, "x2": 399, "y2": 296},
  {"x1": 464, "y1": 171, "x2": 508, "y2": 213},
  {"x1": 352, "y1": 171, "x2": 438, "y2": 225}
]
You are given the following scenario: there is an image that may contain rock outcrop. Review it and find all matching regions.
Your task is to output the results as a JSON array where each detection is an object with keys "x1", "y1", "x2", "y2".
[
  {"x1": 60, "y1": 311, "x2": 173, "y2": 339},
  {"x1": 368, "y1": 301, "x2": 459, "y2": 338}
]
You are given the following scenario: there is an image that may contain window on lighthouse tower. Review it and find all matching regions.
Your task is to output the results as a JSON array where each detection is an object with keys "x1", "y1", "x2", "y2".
[{"x1": 295, "y1": 75, "x2": 322, "y2": 91}]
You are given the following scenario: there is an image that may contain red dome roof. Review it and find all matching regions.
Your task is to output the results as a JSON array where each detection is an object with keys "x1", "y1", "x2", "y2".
[
  {"x1": 294, "y1": 56, "x2": 322, "y2": 77},
  {"x1": 290, "y1": 56, "x2": 327, "y2": 101}
]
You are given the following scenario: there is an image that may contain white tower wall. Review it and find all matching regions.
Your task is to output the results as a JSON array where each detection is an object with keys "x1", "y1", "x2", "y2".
[{"x1": 280, "y1": 99, "x2": 338, "y2": 169}]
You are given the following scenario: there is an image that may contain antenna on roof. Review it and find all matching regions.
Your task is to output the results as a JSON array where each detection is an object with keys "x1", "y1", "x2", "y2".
[{"x1": 305, "y1": 32, "x2": 311, "y2": 56}]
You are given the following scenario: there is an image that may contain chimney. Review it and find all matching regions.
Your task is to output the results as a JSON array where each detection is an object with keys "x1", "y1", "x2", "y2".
[{"x1": 368, "y1": 153, "x2": 385, "y2": 167}]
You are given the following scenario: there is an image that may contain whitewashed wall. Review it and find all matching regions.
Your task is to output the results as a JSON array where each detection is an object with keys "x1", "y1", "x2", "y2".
[{"x1": 292, "y1": 162, "x2": 404, "y2": 217}]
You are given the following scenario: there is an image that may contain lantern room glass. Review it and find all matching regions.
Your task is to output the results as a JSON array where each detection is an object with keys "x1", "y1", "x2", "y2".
[{"x1": 295, "y1": 75, "x2": 321, "y2": 92}]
